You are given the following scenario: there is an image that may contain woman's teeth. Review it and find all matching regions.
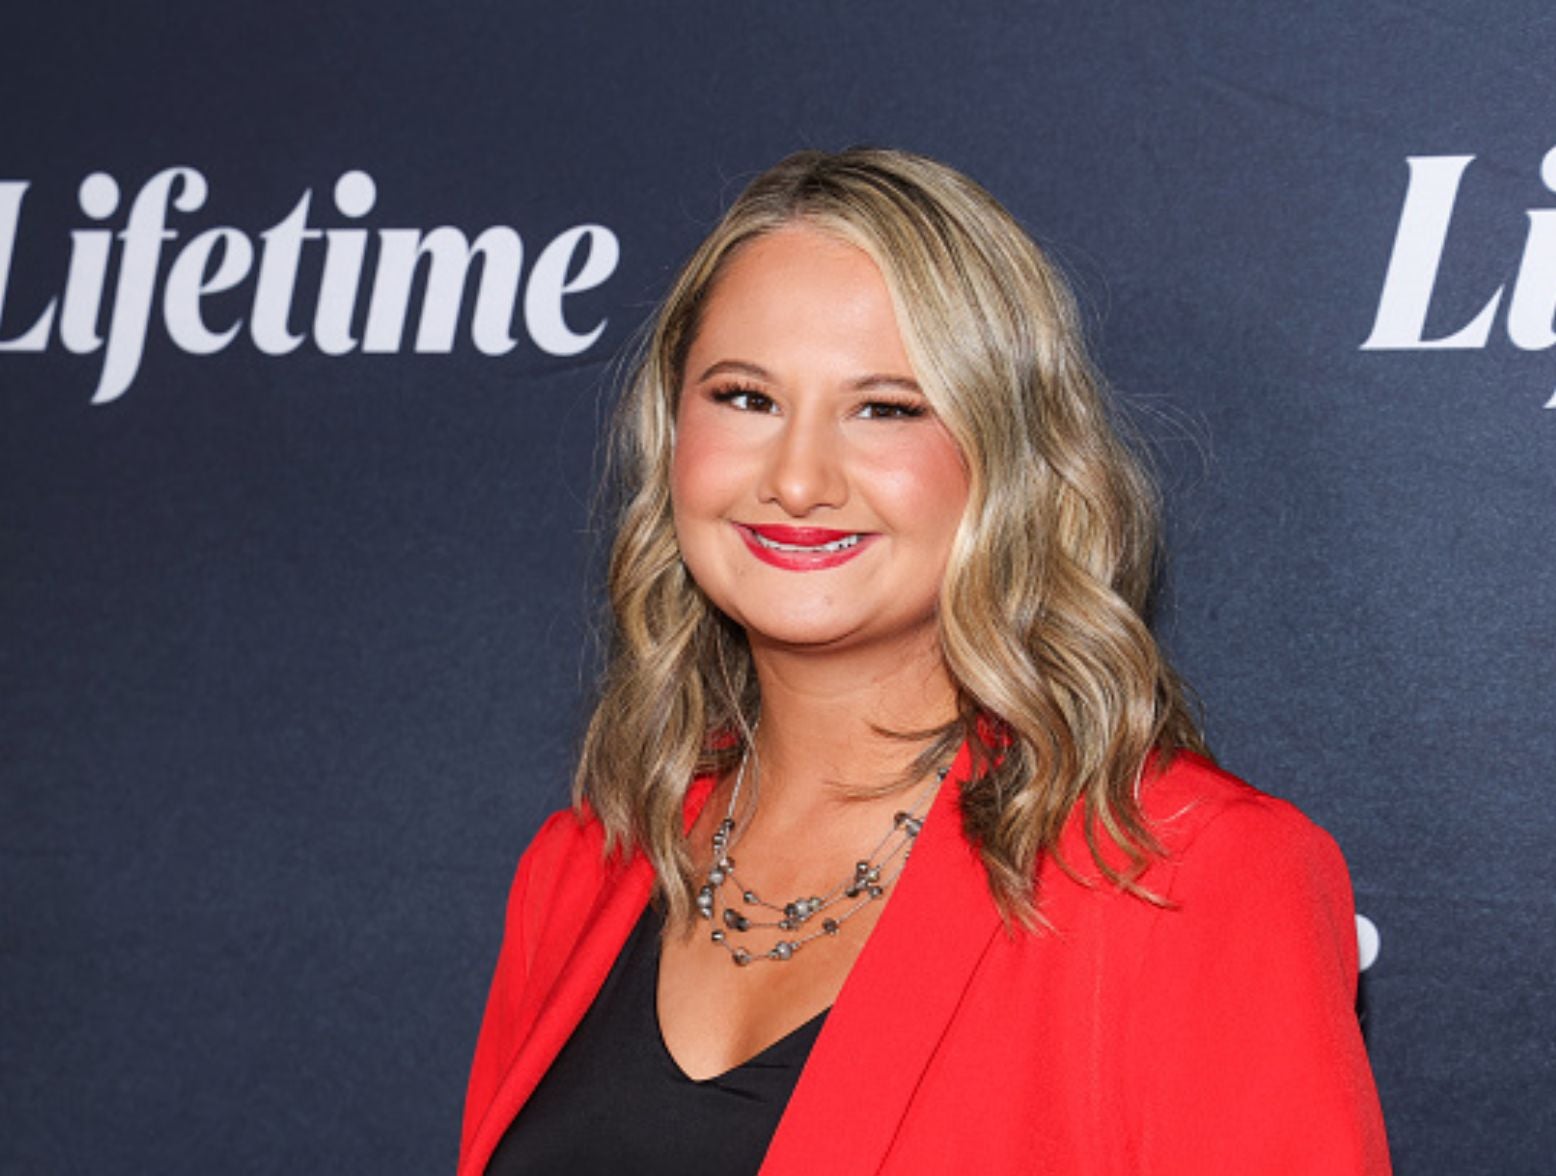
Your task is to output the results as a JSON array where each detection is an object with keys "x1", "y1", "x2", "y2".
[{"x1": 751, "y1": 532, "x2": 862, "y2": 553}]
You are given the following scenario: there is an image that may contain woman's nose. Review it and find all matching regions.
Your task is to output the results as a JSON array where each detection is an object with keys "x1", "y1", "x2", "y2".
[{"x1": 757, "y1": 412, "x2": 847, "y2": 516}]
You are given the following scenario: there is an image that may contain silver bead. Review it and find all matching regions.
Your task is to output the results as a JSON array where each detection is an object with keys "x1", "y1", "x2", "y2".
[
  {"x1": 771, "y1": 941, "x2": 794, "y2": 961},
  {"x1": 732, "y1": 948, "x2": 751, "y2": 967},
  {"x1": 743, "y1": 890, "x2": 759, "y2": 905}
]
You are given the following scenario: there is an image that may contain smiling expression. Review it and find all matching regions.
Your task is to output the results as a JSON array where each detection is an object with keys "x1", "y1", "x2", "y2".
[{"x1": 670, "y1": 225, "x2": 969, "y2": 654}]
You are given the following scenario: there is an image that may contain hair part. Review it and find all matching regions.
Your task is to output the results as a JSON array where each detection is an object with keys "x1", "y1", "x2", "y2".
[{"x1": 575, "y1": 147, "x2": 1207, "y2": 926}]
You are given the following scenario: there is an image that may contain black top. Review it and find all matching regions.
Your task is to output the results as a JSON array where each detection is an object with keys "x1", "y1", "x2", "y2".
[{"x1": 485, "y1": 903, "x2": 828, "y2": 1175}]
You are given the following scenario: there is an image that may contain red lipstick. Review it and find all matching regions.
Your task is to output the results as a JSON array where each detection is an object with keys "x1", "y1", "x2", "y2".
[
  {"x1": 734, "y1": 523, "x2": 875, "y2": 571},
  {"x1": 746, "y1": 525, "x2": 854, "y2": 545}
]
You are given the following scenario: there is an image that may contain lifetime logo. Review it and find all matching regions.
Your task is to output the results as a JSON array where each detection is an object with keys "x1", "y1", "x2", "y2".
[
  {"x1": 1363, "y1": 146, "x2": 1556, "y2": 407},
  {"x1": 0, "y1": 167, "x2": 621, "y2": 405}
]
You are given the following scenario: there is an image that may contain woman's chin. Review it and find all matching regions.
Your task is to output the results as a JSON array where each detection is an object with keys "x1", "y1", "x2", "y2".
[
  {"x1": 740, "y1": 619, "x2": 863, "y2": 651},
  {"x1": 737, "y1": 612, "x2": 938, "y2": 659}
]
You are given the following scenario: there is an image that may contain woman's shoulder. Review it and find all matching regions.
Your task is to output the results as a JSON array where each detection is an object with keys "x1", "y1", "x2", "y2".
[
  {"x1": 1141, "y1": 749, "x2": 1343, "y2": 865},
  {"x1": 1044, "y1": 749, "x2": 1351, "y2": 916},
  {"x1": 522, "y1": 805, "x2": 604, "y2": 862},
  {"x1": 1134, "y1": 751, "x2": 1356, "y2": 942},
  {"x1": 505, "y1": 771, "x2": 718, "y2": 915}
]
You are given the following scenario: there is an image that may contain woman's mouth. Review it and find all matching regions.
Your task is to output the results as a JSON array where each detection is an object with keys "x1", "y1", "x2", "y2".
[{"x1": 734, "y1": 524, "x2": 875, "y2": 570}]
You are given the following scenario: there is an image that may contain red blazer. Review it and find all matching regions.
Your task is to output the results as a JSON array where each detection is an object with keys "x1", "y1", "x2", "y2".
[{"x1": 460, "y1": 745, "x2": 1391, "y2": 1174}]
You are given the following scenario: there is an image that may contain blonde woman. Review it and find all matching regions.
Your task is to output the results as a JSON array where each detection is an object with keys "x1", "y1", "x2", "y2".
[{"x1": 460, "y1": 149, "x2": 1390, "y2": 1175}]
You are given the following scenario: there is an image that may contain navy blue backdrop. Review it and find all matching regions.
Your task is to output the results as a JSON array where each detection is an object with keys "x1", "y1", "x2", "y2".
[{"x1": 3, "y1": 3, "x2": 1553, "y2": 1172}]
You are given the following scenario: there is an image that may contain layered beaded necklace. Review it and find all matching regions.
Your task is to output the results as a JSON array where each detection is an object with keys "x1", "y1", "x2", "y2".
[{"x1": 695, "y1": 744, "x2": 946, "y2": 967}]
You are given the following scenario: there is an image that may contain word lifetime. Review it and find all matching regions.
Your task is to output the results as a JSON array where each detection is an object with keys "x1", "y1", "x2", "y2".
[
  {"x1": 0, "y1": 167, "x2": 621, "y2": 404},
  {"x1": 1363, "y1": 146, "x2": 1556, "y2": 407}
]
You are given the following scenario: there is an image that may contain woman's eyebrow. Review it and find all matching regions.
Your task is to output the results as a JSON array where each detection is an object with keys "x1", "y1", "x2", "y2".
[
  {"x1": 692, "y1": 362, "x2": 921, "y2": 395},
  {"x1": 695, "y1": 359, "x2": 771, "y2": 383},
  {"x1": 852, "y1": 374, "x2": 923, "y2": 394}
]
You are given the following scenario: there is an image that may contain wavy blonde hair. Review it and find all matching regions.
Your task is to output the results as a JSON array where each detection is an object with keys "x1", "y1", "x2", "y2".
[{"x1": 575, "y1": 148, "x2": 1207, "y2": 925}]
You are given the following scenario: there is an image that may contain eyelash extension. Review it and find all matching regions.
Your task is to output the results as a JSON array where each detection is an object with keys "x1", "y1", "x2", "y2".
[
  {"x1": 858, "y1": 398, "x2": 927, "y2": 419},
  {"x1": 707, "y1": 385, "x2": 928, "y2": 420},
  {"x1": 709, "y1": 383, "x2": 770, "y2": 406}
]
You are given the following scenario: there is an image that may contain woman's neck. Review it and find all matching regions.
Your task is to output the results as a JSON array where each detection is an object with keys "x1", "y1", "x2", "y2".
[{"x1": 744, "y1": 632, "x2": 959, "y2": 822}]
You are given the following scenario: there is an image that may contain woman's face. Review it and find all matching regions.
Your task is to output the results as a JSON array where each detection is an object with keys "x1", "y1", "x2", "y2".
[{"x1": 671, "y1": 225, "x2": 969, "y2": 656}]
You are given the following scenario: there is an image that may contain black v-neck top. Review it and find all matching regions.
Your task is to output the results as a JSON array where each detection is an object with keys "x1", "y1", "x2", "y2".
[{"x1": 484, "y1": 903, "x2": 828, "y2": 1175}]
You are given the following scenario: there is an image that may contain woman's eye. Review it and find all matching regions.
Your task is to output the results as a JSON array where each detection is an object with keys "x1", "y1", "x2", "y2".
[
  {"x1": 711, "y1": 387, "x2": 776, "y2": 413},
  {"x1": 857, "y1": 399, "x2": 926, "y2": 420}
]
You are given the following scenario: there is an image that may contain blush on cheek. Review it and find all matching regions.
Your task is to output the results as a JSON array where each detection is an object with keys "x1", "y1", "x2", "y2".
[{"x1": 668, "y1": 448, "x2": 710, "y2": 525}]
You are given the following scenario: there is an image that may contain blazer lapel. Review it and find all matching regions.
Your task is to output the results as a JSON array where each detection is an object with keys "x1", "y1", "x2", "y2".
[
  {"x1": 462, "y1": 851, "x2": 653, "y2": 1176},
  {"x1": 463, "y1": 779, "x2": 717, "y2": 1176},
  {"x1": 762, "y1": 740, "x2": 1003, "y2": 1174}
]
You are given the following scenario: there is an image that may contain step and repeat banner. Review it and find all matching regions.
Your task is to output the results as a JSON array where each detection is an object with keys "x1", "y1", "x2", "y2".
[{"x1": 3, "y1": 3, "x2": 1552, "y2": 1172}]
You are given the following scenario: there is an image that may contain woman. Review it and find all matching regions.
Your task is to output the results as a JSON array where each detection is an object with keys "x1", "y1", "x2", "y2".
[{"x1": 460, "y1": 149, "x2": 1390, "y2": 1174}]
